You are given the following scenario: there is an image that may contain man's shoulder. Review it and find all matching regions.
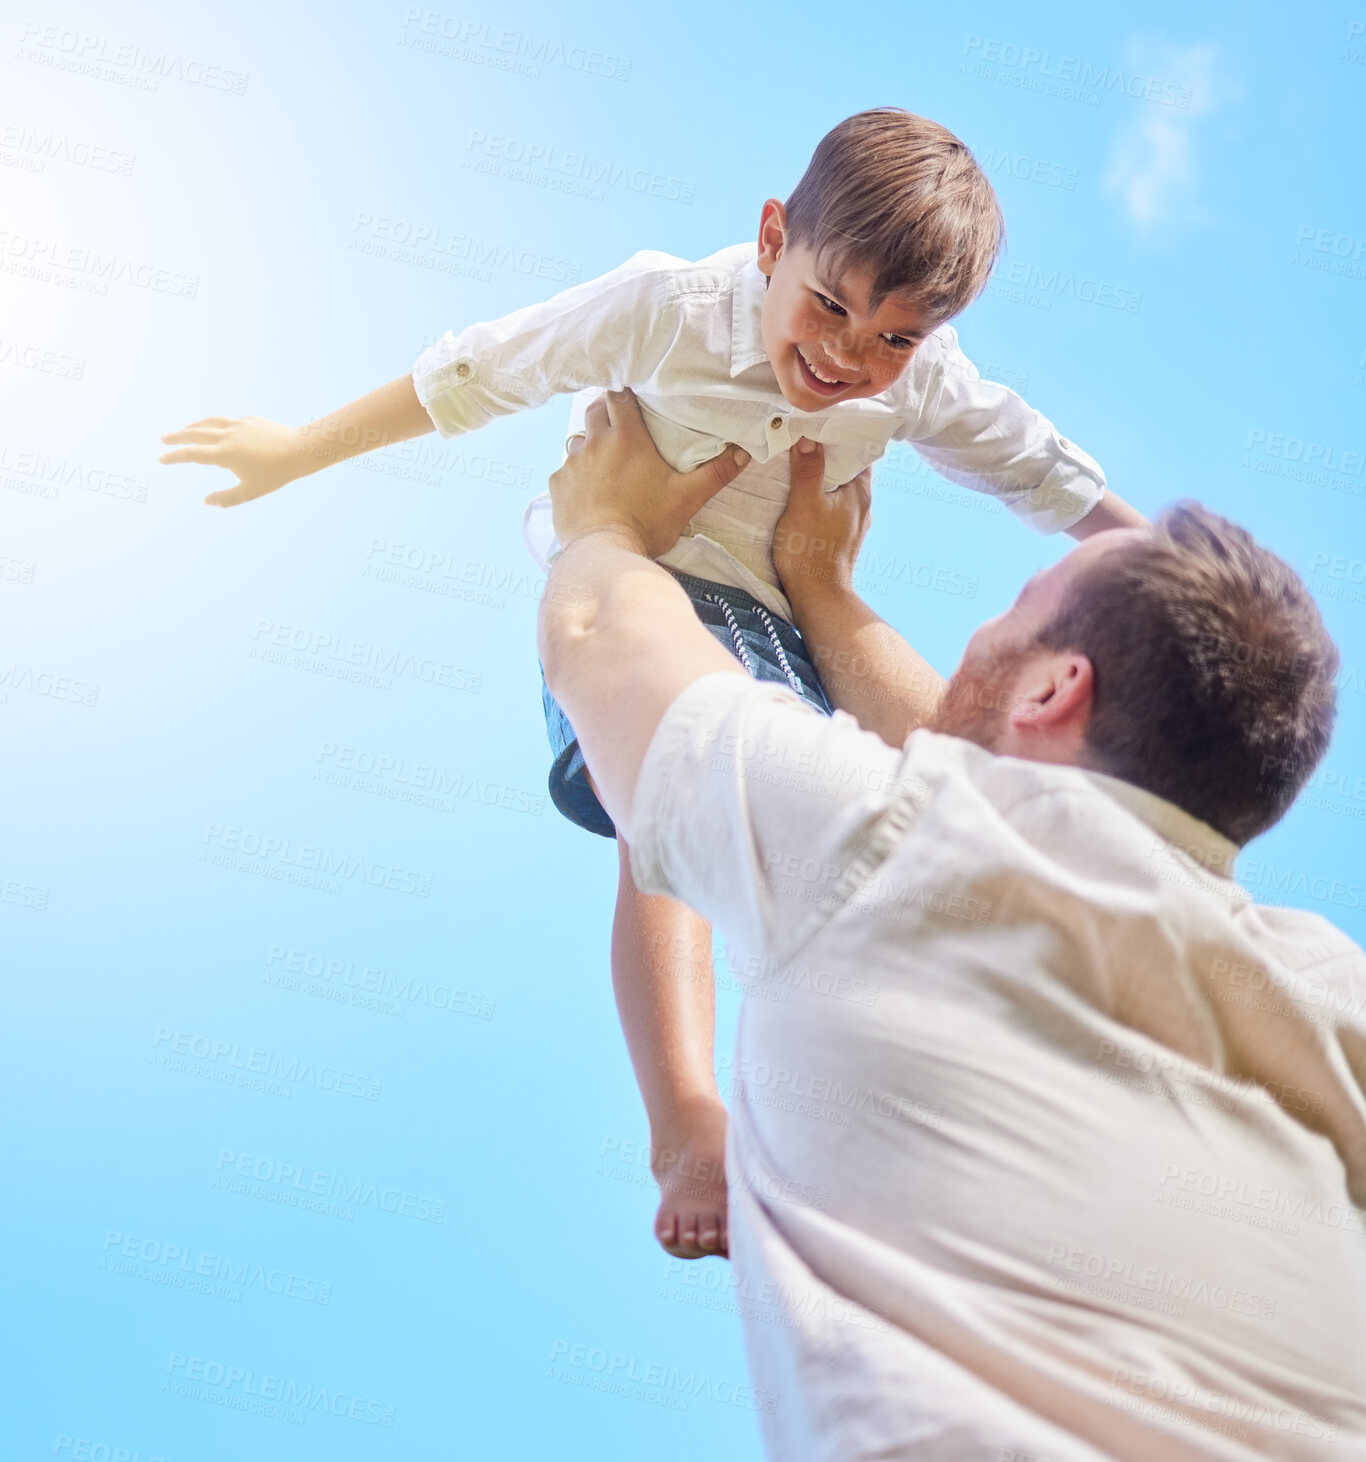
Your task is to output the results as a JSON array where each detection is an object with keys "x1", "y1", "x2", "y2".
[
  {"x1": 640, "y1": 674, "x2": 897, "y2": 813},
  {"x1": 908, "y1": 741, "x2": 1366, "y2": 950},
  {"x1": 1238, "y1": 897, "x2": 1366, "y2": 978},
  {"x1": 900, "y1": 733, "x2": 1219, "y2": 866},
  {"x1": 902, "y1": 729, "x2": 1065, "y2": 797}
]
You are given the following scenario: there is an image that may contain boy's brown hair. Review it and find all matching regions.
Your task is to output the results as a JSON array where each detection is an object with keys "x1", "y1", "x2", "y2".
[{"x1": 784, "y1": 108, "x2": 1005, "y2": 325}]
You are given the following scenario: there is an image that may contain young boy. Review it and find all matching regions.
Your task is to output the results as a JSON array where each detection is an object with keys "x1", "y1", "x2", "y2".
[{"x1": 160, "y1": 109, "x2": 1144, "y2": 1262}]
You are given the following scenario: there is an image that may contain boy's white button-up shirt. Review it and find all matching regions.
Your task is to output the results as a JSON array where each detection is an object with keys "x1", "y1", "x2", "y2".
[
  {"x1": 413, "y1": 244, "x2": 1107, "y2": 620},
  {"x1": 629, "y1": 671, "x2": 1366, "y2": 1460}
]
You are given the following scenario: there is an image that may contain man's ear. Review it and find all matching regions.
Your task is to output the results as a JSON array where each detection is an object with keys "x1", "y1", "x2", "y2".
[
  {"x1": 1007, "y1": 653, "x2": 1094, "y2": 749},
  {"x1": 757, "y1": 199, "x2": 787, "y2": 277}
]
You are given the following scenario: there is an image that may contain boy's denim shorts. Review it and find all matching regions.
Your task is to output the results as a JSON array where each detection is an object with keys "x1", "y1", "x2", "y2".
[{"x1": 540, "y1": 565, "x2": 834, "y2": 839}]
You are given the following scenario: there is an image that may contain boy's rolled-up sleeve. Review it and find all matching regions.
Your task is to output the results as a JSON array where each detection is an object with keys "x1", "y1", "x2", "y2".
[
  {"x1": 900, "y1": 325, "x2": 1106, "y2": 535},
  {"x1": 627, "y1": 672, "x2": 929, "y2": 966},
  {"x1": 412, "y1": 250, "x2": 682, "y2": 438}
]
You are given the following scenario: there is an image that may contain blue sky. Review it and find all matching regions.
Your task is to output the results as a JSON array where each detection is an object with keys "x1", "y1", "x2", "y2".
[{"x1": 2, "y1": 1, "x2": 1364, "y2": 1457}]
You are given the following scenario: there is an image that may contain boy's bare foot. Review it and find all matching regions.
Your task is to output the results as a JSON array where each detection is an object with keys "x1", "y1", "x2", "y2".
[{"x1": 651, "y1": 1099, "x2": 729, "y2": 1259}]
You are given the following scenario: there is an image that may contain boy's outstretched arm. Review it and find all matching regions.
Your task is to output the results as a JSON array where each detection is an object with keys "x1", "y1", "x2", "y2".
[
  {"x1": 162, "y1": 251, "x2": 694, "y2": 509},
  {"x1": 159, "y1": 373, "x2": 434, "y2": 507},
  {"x1": 901, "y1": 330, "x2": 1152, "y2": 541},
  {"x1": 1066, "y1": 487, "x2": 1148, "y2": 539}
]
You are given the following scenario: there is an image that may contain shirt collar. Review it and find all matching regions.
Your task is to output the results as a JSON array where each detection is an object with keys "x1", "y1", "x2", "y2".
[
  {"x1": 730, "y1": 254, "x2": 770, "y2": 377},
  {"x1": 1079, "y1": 765, "x2": 1241, "y2": 881}
]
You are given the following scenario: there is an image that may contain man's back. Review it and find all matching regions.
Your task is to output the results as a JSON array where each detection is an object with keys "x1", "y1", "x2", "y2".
[{"x1": 629, "y1": 673, "x2": 1366, "y2": 1460}]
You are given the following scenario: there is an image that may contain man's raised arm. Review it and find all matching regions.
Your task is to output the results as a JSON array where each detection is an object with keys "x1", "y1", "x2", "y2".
[
  {"x1": 773, "y1": 440, "x2": 946, "y2": 747},
  {"x1": 538, "y1": 397, "x2": 933, "y2": 961},
  {"x1": 536, "y1": 391, "x2": 749, "y2": 836}
]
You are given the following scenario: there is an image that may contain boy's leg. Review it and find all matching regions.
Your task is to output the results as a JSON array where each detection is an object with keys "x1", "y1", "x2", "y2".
[
  {"x1": 611, "y1": 831, "x2": 729, "y2": 1259},
  {"x1": 549, "y1": 573, "x2": 831, "y2": 1260},
  {"x1": 543, "y1": 666, "x2": 728, "y2": 1259}
]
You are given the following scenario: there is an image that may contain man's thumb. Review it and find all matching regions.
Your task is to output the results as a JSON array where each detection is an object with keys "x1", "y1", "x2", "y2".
[
  {"x1": 789, "y1": 437, "x2": 825, "y2": 500},
  {"x1": 676, "y1": 444, "x2": 751, "y2": 519}
]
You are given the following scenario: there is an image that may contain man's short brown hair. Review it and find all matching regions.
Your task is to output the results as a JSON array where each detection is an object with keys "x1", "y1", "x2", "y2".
[
  {"x1": 1036, "y1": 503, "x2": 1339, "y2": 845},
  {"x1": 784, "y1": 108, "x2": 1005, "y2": 324}
]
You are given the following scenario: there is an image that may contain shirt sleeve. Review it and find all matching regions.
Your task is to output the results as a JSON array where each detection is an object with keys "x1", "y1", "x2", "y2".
[
  {"x1": 627, "y1": 672, "x2": 931, "y2": 966},
  {"x1": 412, "y1": 250, "x2": 683, "y2": 437},
  {"x1": 896, "y1": 325, "x2": 1106, "y2": 535}
]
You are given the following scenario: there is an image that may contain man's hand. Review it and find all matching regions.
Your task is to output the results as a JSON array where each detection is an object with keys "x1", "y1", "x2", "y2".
[
  {"x1": 549, "y1": 389, "x2": 750, "y2": 559},
  {"x1": 772, "y1": 438, "x2": 945, "y2": 747},
  {"x1": 772, "y1": 439, "x2": 873, "y2": 602},
  {"x1": 159, "y1": 415, "x2": 316, "y2": 508}
]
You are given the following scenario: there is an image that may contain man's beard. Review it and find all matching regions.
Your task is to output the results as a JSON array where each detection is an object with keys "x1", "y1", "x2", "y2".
[{"x1": 931, "y1": 638, "x2": 1035, "y2": 751}]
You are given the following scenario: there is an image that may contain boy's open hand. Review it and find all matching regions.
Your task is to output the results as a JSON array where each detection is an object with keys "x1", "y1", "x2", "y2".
[
  {"x1": 549, "y1": 388, "x2": 750, "y2": 560},
  {"x1": 772, "y1": 438, "x2": 873, "y2": 599},
  {"x1": 159, "y1": 415, "x2": 313, "y2": 508}
]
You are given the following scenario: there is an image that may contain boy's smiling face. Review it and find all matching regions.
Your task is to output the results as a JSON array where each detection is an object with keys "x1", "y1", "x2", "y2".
[{"x1": 756, "y1": 199, "x2": 934, "y2": 412}]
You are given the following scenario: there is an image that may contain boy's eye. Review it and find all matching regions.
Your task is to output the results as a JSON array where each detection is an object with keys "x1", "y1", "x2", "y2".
[
  {"x1": 883, "y1": 334, "x2": 916, "y2": 351},
  {"x1": 814, "y1": 292, "x2": 847, "y2": 316}
]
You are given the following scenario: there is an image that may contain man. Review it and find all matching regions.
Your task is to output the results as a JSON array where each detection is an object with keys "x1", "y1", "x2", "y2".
[{"x1": 538, "y1": 389, "x2": 1366, "y2": 1460}]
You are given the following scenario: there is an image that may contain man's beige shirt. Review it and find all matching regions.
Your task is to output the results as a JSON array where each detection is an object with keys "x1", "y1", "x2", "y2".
[{"x1": 630, "y1": 672, "x2": 1366, "y2": 1461}]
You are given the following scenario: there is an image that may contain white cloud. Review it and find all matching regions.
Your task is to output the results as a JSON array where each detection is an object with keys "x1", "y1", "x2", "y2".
[{"x1": 1103, "y1": 41, "x2": 1227, "y2": 237}]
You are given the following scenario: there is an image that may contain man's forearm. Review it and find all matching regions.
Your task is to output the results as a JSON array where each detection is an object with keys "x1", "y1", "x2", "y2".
[
  {"x1": 539, "y1": 529, "x2": 742, "y2": 835},
  {"x1": 785, "y1": 578, "x2": 945, "y2": 747},
  {"x1": 293, "y1": 374, "x2": 435, "y2": 477}
]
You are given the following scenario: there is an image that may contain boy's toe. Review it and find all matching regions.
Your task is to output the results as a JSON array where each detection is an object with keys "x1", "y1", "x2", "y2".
[{"x1": 650, "y1": 1109, "x2": 730, "y2": 1260}]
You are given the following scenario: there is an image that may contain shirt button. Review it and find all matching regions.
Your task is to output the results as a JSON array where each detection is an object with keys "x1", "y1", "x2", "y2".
[
  {"x1": 769, "y1": 415, "x2": 783, "y2": 430},
  {"x1": 454, "y1": 361, "x2": 473, "y2": 379}
]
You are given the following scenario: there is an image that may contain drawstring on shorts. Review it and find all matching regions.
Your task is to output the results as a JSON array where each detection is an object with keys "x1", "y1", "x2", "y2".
[{"x1": 703, "y1": 592, "x2": 805, "y2": 698}]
